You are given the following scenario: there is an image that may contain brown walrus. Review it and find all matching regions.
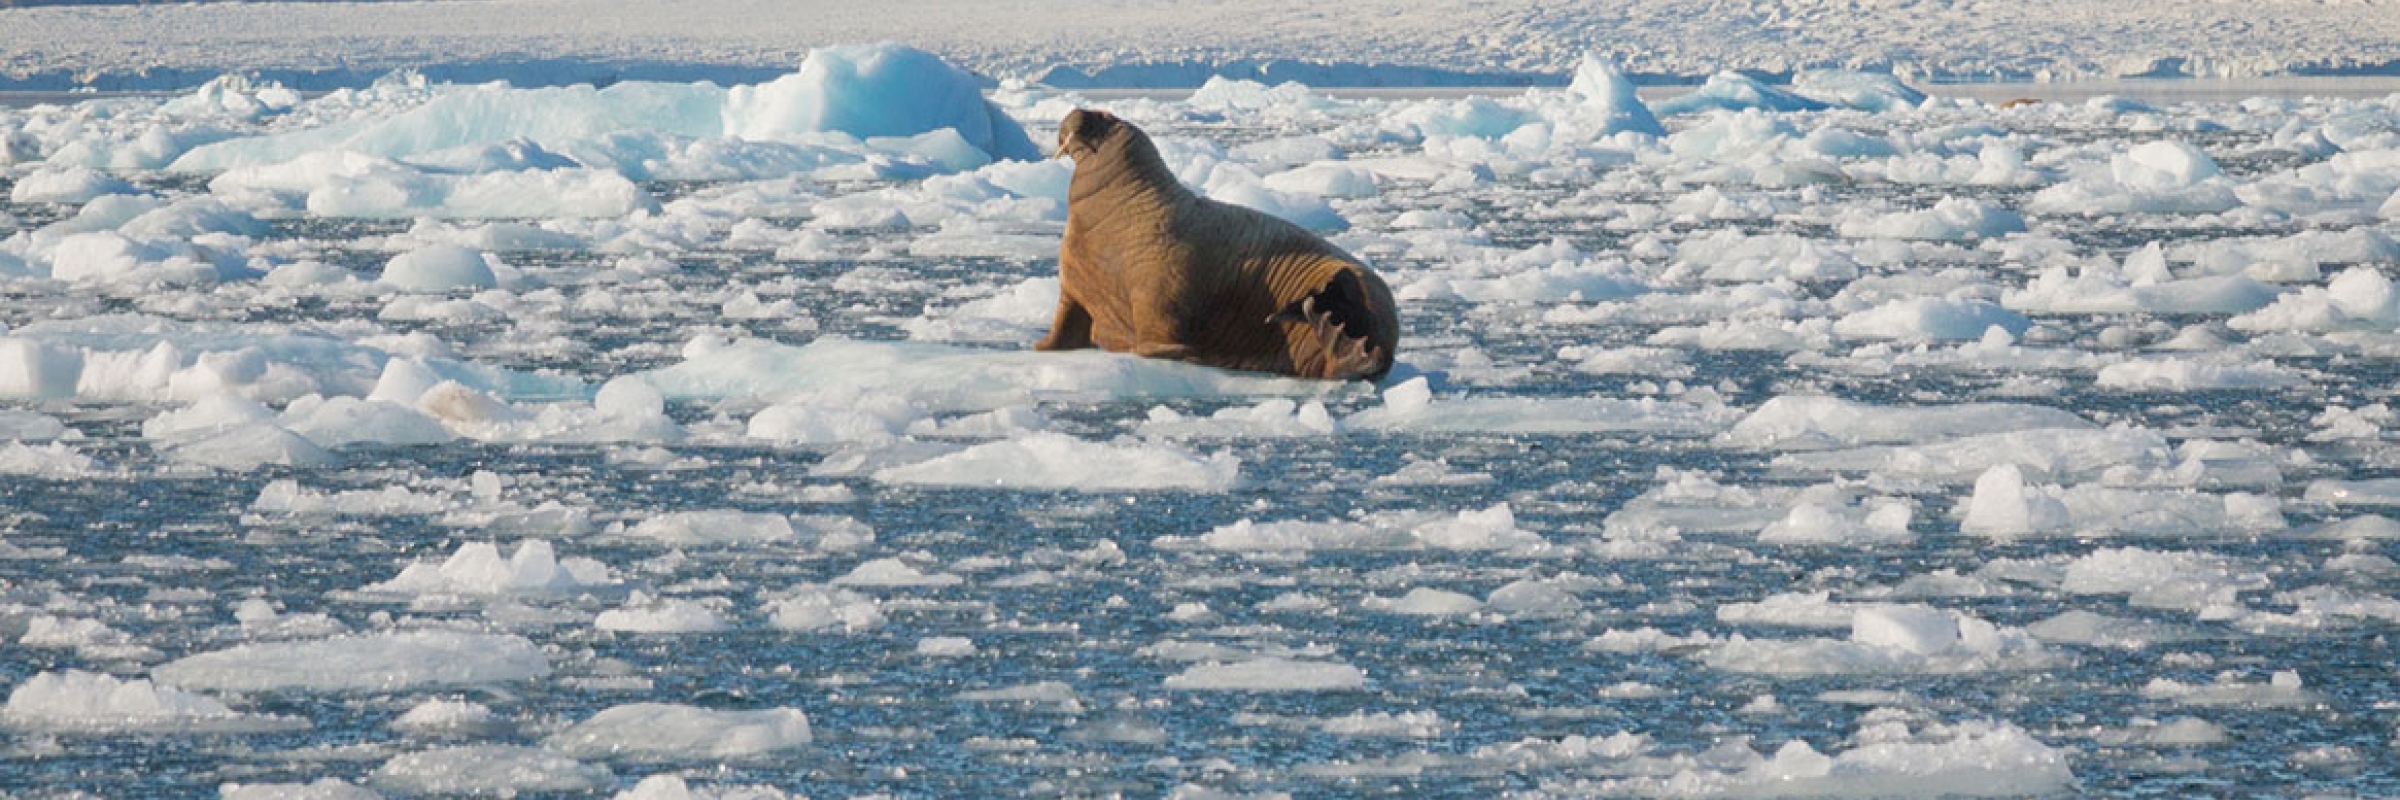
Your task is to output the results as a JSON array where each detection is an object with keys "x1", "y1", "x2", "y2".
[{"x1": 1035, "y1": 109, "x2": 1399, "y2": 381}]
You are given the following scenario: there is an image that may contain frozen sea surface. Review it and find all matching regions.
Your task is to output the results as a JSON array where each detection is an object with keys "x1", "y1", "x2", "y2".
[{"x1": 3, "y1": 45, "x2": 2400, "y2": 798}]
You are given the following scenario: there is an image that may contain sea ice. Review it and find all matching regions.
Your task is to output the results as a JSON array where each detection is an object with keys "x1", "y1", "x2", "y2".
[
  {"x1": 153, "y1": 630, "x2": 550, "y2": 692},
  {"x1": 369, "y1": 745, "x2": 612, "y2": 796},
  {"x1": 362, "y1": 540, "x2": 616, "y2": 597},
  {"x1": 544, "y1": 703, "x2": 812, "y2": 761},
  {"x1": 1164, "y1": 658, "x2": 1368, "y2": 692},
  {"x1": 0, "y1": 669, "x2": 305, "y2": 734},
  {"x1": 872, "y1": 432, "x2": 1241, "y2": 492}
]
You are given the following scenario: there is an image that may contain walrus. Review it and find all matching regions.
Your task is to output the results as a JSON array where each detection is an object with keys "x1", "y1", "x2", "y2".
[{"x1": 1035, "y1": 109, "x2": 1399, "y2": 381}]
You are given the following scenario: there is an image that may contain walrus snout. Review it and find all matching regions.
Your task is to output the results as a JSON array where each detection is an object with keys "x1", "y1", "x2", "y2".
[{"x1": 1056, "y1": 108, "x2": 1121, "y2": 159}]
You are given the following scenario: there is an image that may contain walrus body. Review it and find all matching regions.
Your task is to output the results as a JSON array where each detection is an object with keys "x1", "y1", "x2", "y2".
[{"x1": 1036, "y1": 109, "x2": 1399, "y2": 381}]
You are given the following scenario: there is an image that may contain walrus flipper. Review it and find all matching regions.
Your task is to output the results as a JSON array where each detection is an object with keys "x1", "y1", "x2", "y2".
[{"x1": 1268, "y1": 271, "x2": 1385, "y2": 380}]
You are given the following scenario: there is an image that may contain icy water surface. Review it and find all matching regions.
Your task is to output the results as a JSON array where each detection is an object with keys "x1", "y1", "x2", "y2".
[{"x1": 2, "y1": 60, "x2": 2400, "y2": 799}]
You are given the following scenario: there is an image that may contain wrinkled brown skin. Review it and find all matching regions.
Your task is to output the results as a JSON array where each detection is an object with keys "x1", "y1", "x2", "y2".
[{"x1": 1035, "y1": 109, "x2": 1399, "y2": 381}]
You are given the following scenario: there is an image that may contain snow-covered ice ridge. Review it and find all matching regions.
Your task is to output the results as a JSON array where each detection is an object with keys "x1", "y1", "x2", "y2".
[
  {"x1": 4, "y1": 0, "x2": 2400, "y2": 91},
  {"x1": 3, "y1": 41, "x2": 2400, "y2": 798}
]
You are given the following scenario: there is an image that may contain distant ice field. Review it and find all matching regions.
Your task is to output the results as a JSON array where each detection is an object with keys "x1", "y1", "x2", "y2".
[{"x1": 2, "y1": 44, "x2": 2399, "y2": 799}]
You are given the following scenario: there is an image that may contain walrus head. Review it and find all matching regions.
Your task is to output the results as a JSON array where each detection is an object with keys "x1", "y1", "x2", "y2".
[{"x1": 1055, "y1": 108, "x2": 1125, "y2": 161}]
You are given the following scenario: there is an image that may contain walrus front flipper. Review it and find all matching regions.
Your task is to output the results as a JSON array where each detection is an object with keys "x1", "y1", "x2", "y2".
[
  {"x1": 1268, "y1": 270, "x2": 1385, "y2": 380},
  {"x1": 1036, "y1": 295, "x2": 1096, "y2": 351}
]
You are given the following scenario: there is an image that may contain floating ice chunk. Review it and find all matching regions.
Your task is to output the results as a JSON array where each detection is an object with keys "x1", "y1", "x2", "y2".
[
  {"x1": 1238, "y1": 709, "x2": 1447, "y2": 739},
  {"x1": 1485, "y1": 578, "x2": 1587, "y2": 618},
  {"x1": 382, "y1": 245, "x2": 499, "y2": 293},
  {"x1": 902, "y1": 276, "x2": 1059, "y2": 344},
  {"x1": 834, "y1": 557, "x2": 963, "y2": 588},
  {"x1": 2304, "y1": 478, "x2": 2400, "y2": 506},
  {"x1": 1138, "y1": 398, "x2": 1336, "y2": 439},
  {"x1": 0, "y1": 337, "x2": 86, "y2": 400},
  {"x1": 642, "y1": 337, "x2": 1325, "y2": 412},
  {"x1": 2140, "y1": 670, "x2": 2321, "y2": 708},
  {"x1": 747, "y1": 399, "x2": 919, "y2": 445},
  {"x1": 390, "y1": 698, "x2": 501, "y2": 736},
  {"x1": 277, "y1": 395, "x2": 455, "y2": 448},
  {"x1": 211, "y1": 151, "x2": 654, "y2": 219},
  {"x1": 1704, "y1": 607, "x2": 2058, "y2": 675},
  {"x1": 1170, "y1": 504, "x2": 1543, "y2": 553},
  {"x1": 1721, "y1": 396, "x2": 2091, "y2": 450},
  {"x1": 1165, "y1": 658, "x2": 1367, "y2": 692},
  {"x1": 622, "y1": 510, "x2": 792, "y2": 546},
  {"x1": 1363, "y1": 587, "x2": 1485, "y2": 616},
  {"x1": 905, "y1": 406, "x2": 1051, "y2": 439},
  {"x1": 873, "y1": 432, "x2": 1240, "y2": 492},
  {"x1": 406, "y1": 136, "x2": 580, "y2": 174},
  {"x1": 415, "y1": 381, "x2": 524, "y2": 426},
  {"x1": 1262, "y1": 161, "x2": 1378, "y2": 198},
  {"x1": 220, "y1": 778, "x2": 384, "y2": 800},
  {"x1": 1959, "y1": 465, "x2": 2074, "y2": 536},
  {"x1": 2097, "y1": 717, "x2": 2227, "y2": 746},
  {"x1": 545, "y1": 703, "x2": 811, "y2": 761},
  {"x1": 154, "y1": 631, "x2": 549, "y2": 692},
  {"x1": 370, "y1": 745, "x2": 612, "y2": 796},
  {"x1": 1386, "y1": 96, "x2": 1534, "y2": 141},
  {"x1": 917, "y1": 637, "x2": 977, "y2": 657},
  {"x1": 1718, "y1": 591, "x2": 1860, "y2": 629},
  {"x1": 2024, "y1": 611, "x2": 2204, "y2": 649},
  {"x1": 595, "y1": 592, "x2": 730, "y2": 634},
  {"x1": 1849, "y1": 605, "x2": 1964, "y2": 655},
  {"x1": 2228, "y1": 267, "x2": 2400, "y2": 333},
  {"x1": 956, "y1": 680, "x2": 1083, "y2": 713},
  {"x1": 1793, "y1": 70, "x2": 1927, "y2": 112},
  {"x1": 0, "y1": 441, "x2": 97, "y2": 478},
  {"x1": 612, "y1": 776, "x2": 798, "y2": 800},
  {"x1": 724, "y1": 43, "x2": 1039, "y2": 162},
  {"x1": 1563, "y1": 54, "x2": 1664, "y2": 137},
  {"x1": 1758, "y1": 495, "x2": 1914, "y2": 545},
  {"x1": 1202, "y1": 171, "x2": 1348, "y2": 231},
  {"x1": 1372, "y1": 456, "x2": 1497, "y2": 487},
  {"x1": 1344, "y1": 379, "x2": 1734, "y2": 436},
  {"x1": 1669, "y1": 230, "x2": 1861, "y2": 283},
  {"x1": 250, "y1": 480, "x2": 451, "y2": 518},
  {"x1": 1187, "y1": 77, "x2": 1332, "y2": 114},
  {"x1": 2094, "y1": 357, "x2": 2307, "y2": 390},
  {"x1": 1770, "y1": 426, "x2": 2172, "y2": 486},
  {"x1": 2006, "y1": 267, "x2": 2276, "y2": 316},
  {"x1": 173, "y1": 81, "x2": 727, "y2": 172},
  {"x1": 1960, "y1": 466, "x2": 2282, "y2": 539},
  {"x1": 1655, "y1": 71, "x2": 1828, "y2": 116},
  {"x1": 2027, "y1": 140, "x2": 2239, "y2": 215},
  {"x1": 2058, "y1": 547, "x2": 2269, "y2": 612},
  {"x1": 162, "y1": 75, "x2": 296, "y2": 119},
  {"x1": 364, "y1": 540, "x2": 615, "y2": 597},
  {"x1": 9, "y1": 166, "x2": 138, "y2": 204},
  {"x1": 0, "y1": 669, "x2": 304, "y2": 734},
  {"x1": 2113, "y1": 140, "x2": 2225, "y2": 189},
  {"x1": 1598, "y1": 719, "x2": 2073, "y2": 798},
  {"x1": 1834, "y1": 297, "x2": 2030, "y2": 342},
  {"x1": 1667, "y1": 109, "x2": 1799, "y2": 162},
  {"x1": 1838, "y1": 197, "x2": 2025, "y2": 241},
  {"x1": 1398, "y1": 258, "x2": 1650, "y2": 303},
  {"x1": 764, "y1": 584, "x2": 883, "y2": 632},
  {"x1": 169, "y1": 422, "x2": 337, "y2": 470}
]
